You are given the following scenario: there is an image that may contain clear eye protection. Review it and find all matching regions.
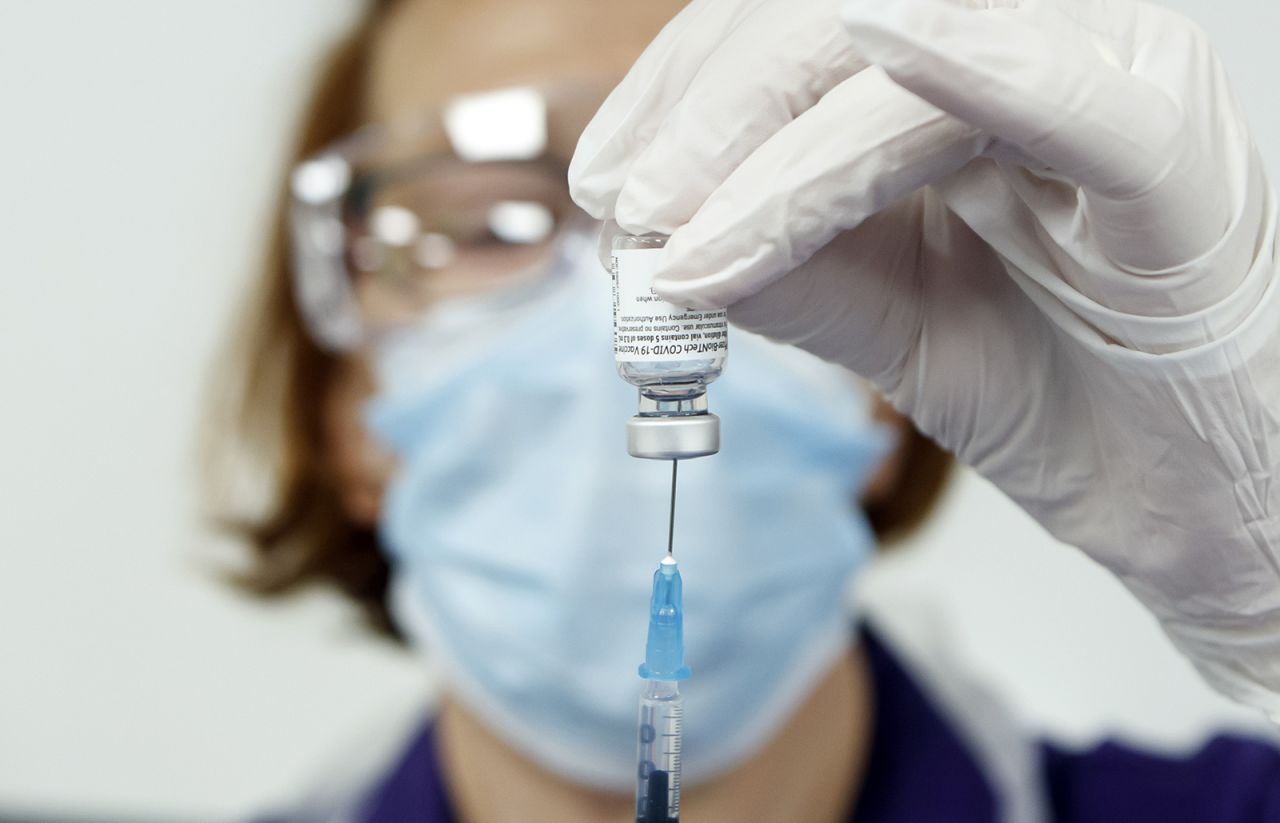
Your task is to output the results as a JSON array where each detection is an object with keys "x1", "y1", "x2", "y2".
[{"x1": 288, "y1": 85, "x2": 601, "y2": 350}]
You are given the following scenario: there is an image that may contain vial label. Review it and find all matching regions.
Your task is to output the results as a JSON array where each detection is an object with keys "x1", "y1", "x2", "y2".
[{"x1": 611, "y1": 249, "x2": 728, "y2": 363}]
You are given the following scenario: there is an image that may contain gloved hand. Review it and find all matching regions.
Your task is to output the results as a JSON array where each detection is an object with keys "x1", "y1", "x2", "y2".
[{"x1": 569, "y1": 0, "x2": 1280, "y2": 718}]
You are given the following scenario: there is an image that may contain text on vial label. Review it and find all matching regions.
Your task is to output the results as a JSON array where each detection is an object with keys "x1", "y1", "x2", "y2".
[{"x1": 611, "y1": 249, "x2": 729, "y2": 363}]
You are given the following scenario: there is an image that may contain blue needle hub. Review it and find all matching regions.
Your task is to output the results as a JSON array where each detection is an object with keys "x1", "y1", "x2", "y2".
[{"x1": 639, "y1": 556, "x2": 690, "y2": 681}]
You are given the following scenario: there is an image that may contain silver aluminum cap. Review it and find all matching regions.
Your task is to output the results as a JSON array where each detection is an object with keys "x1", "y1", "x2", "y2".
[{"x1": 626, "y1": 413, "x2": 720, "y2": 460}]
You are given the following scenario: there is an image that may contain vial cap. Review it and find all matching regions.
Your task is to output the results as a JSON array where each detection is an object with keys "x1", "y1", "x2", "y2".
[{"x1": 626, "y1": 413, "x2": 720, "y2": 460}]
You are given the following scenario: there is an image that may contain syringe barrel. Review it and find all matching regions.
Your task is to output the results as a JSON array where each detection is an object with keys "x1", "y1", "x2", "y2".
[{"x1": 635, "y1": 679, "x2": 682, "y2": 823}]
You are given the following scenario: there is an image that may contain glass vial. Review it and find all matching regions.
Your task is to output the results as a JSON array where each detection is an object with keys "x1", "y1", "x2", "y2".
[{"x1": 611, "y1": 233, "x2": 727, "y2": 459}]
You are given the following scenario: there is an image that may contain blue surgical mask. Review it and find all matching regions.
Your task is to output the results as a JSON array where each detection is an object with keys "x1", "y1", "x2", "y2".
[{"x1": 366, "y1": 236, "x2": 894, "y2": 790}]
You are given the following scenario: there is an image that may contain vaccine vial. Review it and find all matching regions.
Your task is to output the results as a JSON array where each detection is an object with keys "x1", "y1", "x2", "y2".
[{"x1": 611, "y1": 233, "x2": 728, "y2": 459}]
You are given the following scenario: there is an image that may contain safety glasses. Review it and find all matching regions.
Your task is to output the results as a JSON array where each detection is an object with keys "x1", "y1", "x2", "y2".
[{"x1": 289, "y1": 85, "x2": 601, "y2": 350}]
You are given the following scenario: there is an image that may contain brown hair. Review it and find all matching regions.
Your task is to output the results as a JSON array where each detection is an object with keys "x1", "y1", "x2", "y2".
[{"x1": 206, "y1": 2, "x2": 952, "y2": 640}]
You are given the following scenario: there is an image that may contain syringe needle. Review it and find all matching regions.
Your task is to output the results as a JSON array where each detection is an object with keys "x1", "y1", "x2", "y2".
[{"x1": 667, "y1": 459, "x2": 678, "y2": 556}]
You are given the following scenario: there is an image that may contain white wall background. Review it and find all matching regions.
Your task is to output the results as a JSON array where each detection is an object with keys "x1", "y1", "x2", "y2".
[{"x1": 1, "y1": 1, "x2": 1277, "y2": 820}]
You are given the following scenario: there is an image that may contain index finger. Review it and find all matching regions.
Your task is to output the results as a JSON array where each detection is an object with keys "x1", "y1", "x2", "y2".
[
  {"x1": 567, "y1": 0, "x2": 770, "y2": 218},
  {"x1": 569, "y1": 0, "x2": 864, "y2": 231},
  {"x1": 841, "y1": 0, "x2": 1230, "y2": 271}
]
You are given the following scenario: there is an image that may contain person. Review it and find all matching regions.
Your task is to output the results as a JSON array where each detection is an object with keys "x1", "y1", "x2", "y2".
[{"x1": 211, "y1": 0, "x2": 1280, "y2": 820}]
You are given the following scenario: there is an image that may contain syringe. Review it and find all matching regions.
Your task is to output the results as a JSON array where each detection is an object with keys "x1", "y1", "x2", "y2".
[
  {"x1": 635, "y1": 556, "x2": 689, "y2": 823},
  {"x1": 610, "y1": 230, "x2": 718, "y2": 822}
]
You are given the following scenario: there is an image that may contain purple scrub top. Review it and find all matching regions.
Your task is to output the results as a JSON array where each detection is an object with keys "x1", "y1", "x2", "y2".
[{"x1": 260, "y1": 629, "x2": 1280, "y2": 822}]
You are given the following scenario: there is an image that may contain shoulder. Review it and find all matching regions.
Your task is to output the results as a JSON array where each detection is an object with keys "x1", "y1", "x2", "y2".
[
  {"x1": 1043, "y1": 734, "x2": 1280, "y2": 823},
  {"x1": 357, "y1": 718, "x2": 454, "y2": 822},
  {"x1": 247, "y1": 711, "x2": 446, "y2": 823},
  {"x1": 859, "y1": 614, "x2": 1280, "y2": 823}
]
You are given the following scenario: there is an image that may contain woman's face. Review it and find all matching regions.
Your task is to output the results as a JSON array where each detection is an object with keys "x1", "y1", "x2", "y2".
[{"x1": 324, "y1": 0, "x2": 689, "y2": 525}]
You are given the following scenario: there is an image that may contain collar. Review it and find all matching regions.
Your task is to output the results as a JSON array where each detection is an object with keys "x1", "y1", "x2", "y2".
[{"x1": 360, "y1": 627, "x2": 999, "y2": 823}]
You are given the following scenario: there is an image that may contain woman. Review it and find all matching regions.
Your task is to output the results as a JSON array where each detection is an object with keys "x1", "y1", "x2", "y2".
[{"x1": 213, "y1": 0, "x2": 1280, "y2": 820}]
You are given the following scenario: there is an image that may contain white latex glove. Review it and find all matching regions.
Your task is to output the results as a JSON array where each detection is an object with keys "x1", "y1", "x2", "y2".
[{"x1": 569, "y1": 0, "x2": 1280, "y2": 718}]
